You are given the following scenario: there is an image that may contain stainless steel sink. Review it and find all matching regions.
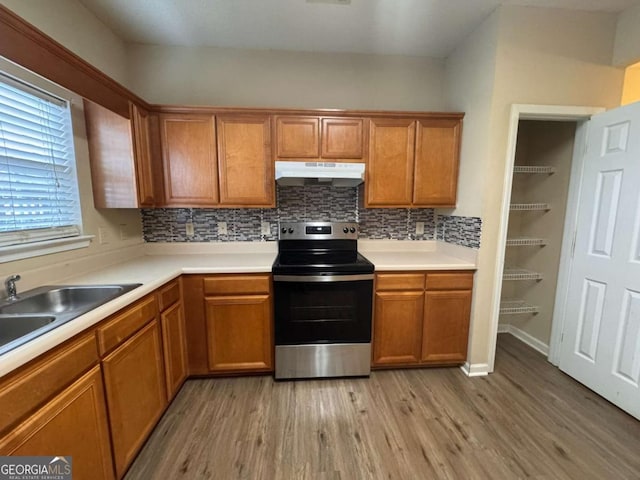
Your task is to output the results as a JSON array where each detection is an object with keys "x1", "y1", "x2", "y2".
[
  {"x1": 0, "y1": 283, "x2": 141, "y2": 356},
  {"x1": 0, "y1": 315, "x2": 56, "y2": 347},
  {"x1": 0, "y1": 285, "x2": 131, "y2": 315}
]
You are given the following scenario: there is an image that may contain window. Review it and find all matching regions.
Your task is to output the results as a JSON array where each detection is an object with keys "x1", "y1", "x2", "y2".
[{"x1": 0, "y1": 72, "x2": 81, "y2": 249}]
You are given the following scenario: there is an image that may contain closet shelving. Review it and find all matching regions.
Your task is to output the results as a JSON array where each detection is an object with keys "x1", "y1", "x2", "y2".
[
  {"x1": 501, "y1": 163, "x2": 556, "y2": 317},
  {"x1": 513, "y1": 165, "x2": 556, "y2": 174},
  {"x1": 506, "y1": 238, "x2": 547, "y2": 247},
  {"x1": 503, "y1": 269, "x2": 543, "y2": 281},
  {"x1": 509, "y1": 203, "x2": 550, "y2": 211},
  {"x1": 499, "y1": 300, "x2": 540, "y2": 315}
]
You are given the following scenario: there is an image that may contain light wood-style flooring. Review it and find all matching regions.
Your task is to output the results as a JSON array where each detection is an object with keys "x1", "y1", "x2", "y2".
[{"x1": 124, "y1": 335, "x2": 640, "y2": 479}]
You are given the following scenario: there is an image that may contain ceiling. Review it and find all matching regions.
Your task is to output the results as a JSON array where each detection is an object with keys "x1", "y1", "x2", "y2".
[{"x1": 78, "y1": 0, "x2": 639, "y2": 58}]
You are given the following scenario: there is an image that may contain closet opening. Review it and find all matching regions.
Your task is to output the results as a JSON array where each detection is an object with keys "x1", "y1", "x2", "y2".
[{"x1": 498, "y1": 120, "x2": 577, "y2": 355}]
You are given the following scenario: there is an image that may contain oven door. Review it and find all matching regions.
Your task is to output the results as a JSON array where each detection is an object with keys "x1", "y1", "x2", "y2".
[{"x1": 273, "y1": 274, "x2": 373, "y2": 345}]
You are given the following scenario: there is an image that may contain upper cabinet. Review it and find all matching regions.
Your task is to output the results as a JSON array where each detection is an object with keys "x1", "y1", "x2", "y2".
[
  {"x1": 365, "y1": 116, "x2": 462, "y2": 208},
  {"x1": 217, "y1": 115, "x2": 274, "y2": 207},
  {"x1": 158, "y1": 113, "x2": 275, "y2": 208},
  {"x1": 275, "y1": 116, "x2": 366, "y2": 162},
  {"x1": 159, "y1": 114, "x2": 219, "y2": 206},
  {"x1": 84, "y1": 100, "x2": 158, "y2": 208}
]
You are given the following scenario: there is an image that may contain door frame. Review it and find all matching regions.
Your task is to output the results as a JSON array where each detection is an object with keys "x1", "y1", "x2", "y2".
[{"x1": 490, "y1": 104, "x2": 604, "y2": 371}]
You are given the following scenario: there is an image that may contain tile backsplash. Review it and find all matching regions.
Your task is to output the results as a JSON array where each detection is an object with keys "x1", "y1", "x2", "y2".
[{"x1": 142, "y1": 185, "x2": 482, "y2": 248}]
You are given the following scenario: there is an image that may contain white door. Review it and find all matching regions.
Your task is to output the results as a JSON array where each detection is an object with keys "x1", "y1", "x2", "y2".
[{"x1": 559, "y1": 101, "x2": 640, "y2": 420}]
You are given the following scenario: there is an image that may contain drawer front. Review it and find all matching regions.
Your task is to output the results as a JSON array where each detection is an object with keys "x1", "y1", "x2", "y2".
[
  {"x1": 376, "y1": 273, "x2": 425, "y2": 291},
  {"x1": 158, "y1": 279, "x2": 180, "y2": 312},
  {"x1": 425, "y1": 272, "x2": 474, "y2": 291},
  {"x1": 0, "y1": 333, "x2": 98, "y2": 434},
  {"x1": 203, "y1": 275, "x2": 270, "y2": 296},
  {"x1": 97, "y1": 295, "x2": 158, "y2": 355}
]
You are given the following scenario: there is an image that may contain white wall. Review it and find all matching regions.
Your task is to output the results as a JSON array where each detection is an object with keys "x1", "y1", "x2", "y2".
[
  {"x1": 613, "y1": 2, "x2": 640, "y2": 67},
  {"x1": 127, "y1": 45, "x2": 447, "y2": 110},
  {"x1": 0, "y1": 0, "x2": 129, "y2": 85},
  {"x1": 444, "y1": 9, "x2": 501, "y2": 218}
]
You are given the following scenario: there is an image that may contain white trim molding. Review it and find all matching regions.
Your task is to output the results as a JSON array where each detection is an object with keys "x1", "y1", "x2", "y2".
[
  {"x1": 498, "y1": 325, "x2": 550, "y2": 356},
  {"x1": 0, "y1": 235, "x2": 94, "y2": 263},
  {"x1": 460, "y1": 362, "x2": 490, "y2": 377}
]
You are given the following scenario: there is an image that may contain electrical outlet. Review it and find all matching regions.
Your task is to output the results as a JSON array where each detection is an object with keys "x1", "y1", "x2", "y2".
[
  {"x1": 415, "y1": 222, "x2": 425, "y2": 235},
  {"x1": 185, "y1": 221, "x2": 195, "y2": 237},
  {"x1": 119, "y1": 224, "x2": 128, "y2": 241},
  {"x1": 261, "y1": 222, "x2": 271, "y2": 235},
  {"x1": 218, "y1": 222, "x2": 227, "y2": 235},
  {"x1": 98, "y1": 227, "x2": 109, "y2": 245}
]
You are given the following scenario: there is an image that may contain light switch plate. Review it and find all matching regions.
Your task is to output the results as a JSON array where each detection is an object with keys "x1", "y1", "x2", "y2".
[
  {"x1": 415, "y1": 222, "x2": 425, "y2": 235},
  {"x1": 185, "y1": 221, "x2": 195, "y2": 237},
  {"x1": 218, "y1": 222, "x2": 227, "y2": 235},
  {"x1": 261, "y1": 222, "x2": 271, "y2": 235},
  {"x1": 98, "y1": 227, "x2": 109, "y2": 245}
]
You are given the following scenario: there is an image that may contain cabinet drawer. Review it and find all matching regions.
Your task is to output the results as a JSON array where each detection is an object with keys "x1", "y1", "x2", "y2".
[
  {"x1": 0, "y1": 333, "x2": 98, "y2": 434},
  {"x1": 158, "y1": 279, "x2": 180, "y2": 312},
  {"x1": 425, "y1": 272, "x2": 474, "y2": 290},
  {"x1": 376, "y1": 273, "x2": 425, "y2": 291},
  {"x1": 203, "y1": 275, "x2": 270, "y2": 296},
  {"x1": 96, "y1": 295, "x2": 157, "y2": 355}
]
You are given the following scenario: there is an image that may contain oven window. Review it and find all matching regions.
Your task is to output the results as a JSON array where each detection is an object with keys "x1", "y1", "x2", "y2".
[{"x1": 274, "y1": 279, "x2": 372, "y2": 344}]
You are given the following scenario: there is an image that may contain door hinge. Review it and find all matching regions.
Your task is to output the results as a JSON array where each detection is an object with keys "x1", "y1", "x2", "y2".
[{"x1": 571, "y1": 230, "x2": 577, "y2": 257}]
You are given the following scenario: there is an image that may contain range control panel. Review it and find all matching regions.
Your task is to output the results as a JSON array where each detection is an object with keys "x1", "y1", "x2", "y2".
[{"x1": 278, "y1": 222, "x2": 358, "y2": 240}]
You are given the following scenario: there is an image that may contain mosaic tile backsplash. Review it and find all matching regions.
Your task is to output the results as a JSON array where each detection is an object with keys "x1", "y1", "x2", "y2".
[{"x1": 141, "y1": 185, "x2": 482, "y2": 248}]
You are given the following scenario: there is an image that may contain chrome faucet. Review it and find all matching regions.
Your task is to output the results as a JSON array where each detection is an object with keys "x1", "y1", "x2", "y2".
[{"x1": 4, "y1": 274, "x2": 21, "y2": 301}]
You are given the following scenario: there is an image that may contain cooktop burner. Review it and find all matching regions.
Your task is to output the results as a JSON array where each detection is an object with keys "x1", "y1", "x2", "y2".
[{"x1": 272, "y1": 221, "x2": 374, "y2": 275}]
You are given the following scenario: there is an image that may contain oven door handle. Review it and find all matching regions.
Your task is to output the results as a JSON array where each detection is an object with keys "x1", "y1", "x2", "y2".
[{"x1": 273, "y1": 274, "x2": 374, "y2": 283}]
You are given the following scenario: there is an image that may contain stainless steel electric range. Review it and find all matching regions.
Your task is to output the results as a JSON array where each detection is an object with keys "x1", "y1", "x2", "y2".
[{"x1": 272, "y1": 221, "x2": 374, "y2": 380}]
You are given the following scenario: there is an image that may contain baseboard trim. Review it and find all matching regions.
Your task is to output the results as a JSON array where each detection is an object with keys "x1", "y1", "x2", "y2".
[
  {"x1": 460, "y1": 362, "x2": 490, "y2": 377},
  {"x1": 498, "y1": 324, "x2": 549, "y2": 356}
]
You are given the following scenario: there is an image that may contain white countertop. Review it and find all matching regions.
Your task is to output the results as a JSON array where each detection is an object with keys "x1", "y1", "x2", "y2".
[{"x1": 0, "y1": 240, "x2": 476, "y2": 377}]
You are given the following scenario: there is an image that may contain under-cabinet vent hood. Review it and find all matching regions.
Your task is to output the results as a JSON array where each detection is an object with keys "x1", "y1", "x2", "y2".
[{"x1": 275, "y1": 161, "x2": 365, "y2": 187}]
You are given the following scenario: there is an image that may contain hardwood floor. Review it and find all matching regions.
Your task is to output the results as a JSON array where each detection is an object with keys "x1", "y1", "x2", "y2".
[{"x1": 124, "y1": 334, "x2": 640, "y2": 479}]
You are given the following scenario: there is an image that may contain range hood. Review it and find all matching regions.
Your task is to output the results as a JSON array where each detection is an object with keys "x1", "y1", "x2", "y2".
[{"x1": 275, "y1": 161, "x2": 365, "y2": 187}]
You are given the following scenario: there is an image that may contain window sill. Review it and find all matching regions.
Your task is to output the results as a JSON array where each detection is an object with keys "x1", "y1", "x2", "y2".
[{"x1": 0, "y1": 235, "x2": 94, "y2": 263}]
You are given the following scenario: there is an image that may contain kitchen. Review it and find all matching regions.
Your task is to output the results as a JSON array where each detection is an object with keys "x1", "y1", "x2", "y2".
[{"x1": 0, "y1": 0, "x2": 639, "y2": 479}]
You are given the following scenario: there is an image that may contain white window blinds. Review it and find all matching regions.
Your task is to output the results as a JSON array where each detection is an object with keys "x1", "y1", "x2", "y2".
[{"x1": 0, "y1": 73, "x2": 81, "y2": 248}]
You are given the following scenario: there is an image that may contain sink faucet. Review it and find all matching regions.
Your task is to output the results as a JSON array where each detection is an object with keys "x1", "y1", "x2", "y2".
[{"x1": 5, "y1": 274, "x2": 21, "y2": 301}]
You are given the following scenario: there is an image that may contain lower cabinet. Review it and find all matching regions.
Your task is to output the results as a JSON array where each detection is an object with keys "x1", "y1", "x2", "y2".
[
  {"x1": 204, "y1": 294, "x2": 273, "y2": 372},
  {"x1": 373, "y1": 291, "x2": 424, "y2": 364},
  {"x1": 160, "y1": 299, "x2": 188, "y2": 400},
  {"x1": 372, "y1": 271, "x2": 474, "y2": 368},
  {"x1": 0, "y1": 366, "x2": 115, "y2": 480},
  {"x1": 102, "y1": 320, "x2": 167, "y2": 478}
]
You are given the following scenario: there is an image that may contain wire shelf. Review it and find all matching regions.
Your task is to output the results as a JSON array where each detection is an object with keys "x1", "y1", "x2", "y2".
[
  {"x1": 503, "y1": 269, "x2": 543, "y2": 281},
  {"x1": 510, "y1": 203, "x2": 550, "y2": 211},
  {"x1": 513, "y1": 165, "x2": 556, "y2": 174},
  {"x1": 500, "y1": 300, "x2": 540, "y2": 315},
  {"x1": 506, "y1": 238, "x2": 547, "y2": 247}
]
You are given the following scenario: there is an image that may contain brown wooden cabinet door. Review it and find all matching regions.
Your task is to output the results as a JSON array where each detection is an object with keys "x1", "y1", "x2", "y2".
[
  {"x1": 102, "y1": 321, "x2": 167, "y2": 478},
  {"x1": 160, "y1": 301, "x2": 188, "y2": 401},
  {"x1": 217, "y1": 115, "x2": 274, "y2": 206},
  {"x1": 366, "y1": 119, "x2": 416, "y2": 207},
  {"x1": 130, "y1": 103, "x2": 156, "y2": 206},
  {"x1": 321, "y1": 117, "x2": 364, "y2": 159},
  {"x1": 84, "y1": 99, "x2": 139, "y2": 208},
  {"x1": 0, "y1": 366, "x2": 114, "y2": 480},
  {"x1": 205, "y1": 295, "x2": 273, "y2": 372},
  {"x1": 413, "y1": 119, "x2": 462, "y2": 206},
  {"x1": 372, "y1": 291, "x2": 424, "y2": 365},
  {"x1": 276, "y1": 116, "x2": 320, "y2": 158},
  {"x1": 160, "y1": 114, "x2": 218, "y2": 205},
  {"x1": 421, "y1": 290, "x2": 471, "y2": 364}
]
